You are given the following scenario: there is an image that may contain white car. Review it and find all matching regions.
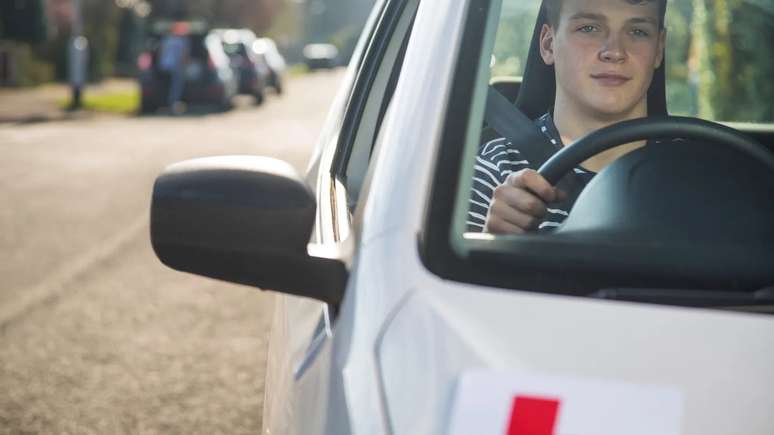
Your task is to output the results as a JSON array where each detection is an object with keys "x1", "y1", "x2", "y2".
[
  {"x1": 303, "y1": 43, "x2": 340, "y2": 70},
  {"x1": 253, "y1": 37, "x2": 287, "y2": 95},
  {"x1": 150, "y1": 0, "x2": 774, "y2": 434}
]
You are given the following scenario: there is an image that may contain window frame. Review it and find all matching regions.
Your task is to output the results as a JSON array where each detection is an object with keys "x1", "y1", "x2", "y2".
[
  {"x1": 421, "y1": 0, "x2": 774, "y2": 296},
  {"x1": 329, "y1": 0, "x2": 418, "y2": 212}
]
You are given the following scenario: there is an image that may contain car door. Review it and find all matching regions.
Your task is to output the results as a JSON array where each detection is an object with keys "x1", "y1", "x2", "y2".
[{"x1": 261, "y1": 1, "x2": 421, "y2": 434}]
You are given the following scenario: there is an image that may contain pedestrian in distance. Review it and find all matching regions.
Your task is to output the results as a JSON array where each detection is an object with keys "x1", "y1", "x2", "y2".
[{"x1": 158, "y1": 23, "x2": 191, "y2": 115}]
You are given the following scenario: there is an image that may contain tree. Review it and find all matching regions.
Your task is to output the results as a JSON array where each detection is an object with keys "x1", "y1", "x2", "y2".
[
  {"x1": 148, "y1": 0, "x2": 282, "y2": 33},
  {"x1": 0, "y1": 0, "x2": 48, "y2": 43},
  {"x1": 687, "y1": 0, "x2": 774, "y2": 122}
]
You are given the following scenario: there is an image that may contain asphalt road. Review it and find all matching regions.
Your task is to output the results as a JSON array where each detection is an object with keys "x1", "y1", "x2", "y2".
[{"x1": 0, "y1": 69, "x2": 345, "y2": 434}]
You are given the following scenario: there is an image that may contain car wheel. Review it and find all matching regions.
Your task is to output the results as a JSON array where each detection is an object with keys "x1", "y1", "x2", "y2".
[
  {"x1": 139, "y1": 97, "x2": 159, "y2": 114},
  {"x1": 219, "y1": 97, "x2": 235, "y2": 112},
  {"x1": 253, "y1": 90, "x2": 265, "y2": 106}
]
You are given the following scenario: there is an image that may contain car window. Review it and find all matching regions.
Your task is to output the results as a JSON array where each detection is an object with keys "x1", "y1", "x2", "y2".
[
  {"x1": 310, "y1": 0, "x2": 418, "y2": 245},
  {"x1": 457, "y1": 0, "x2": 774, "y2": 239},
  {"x1": 422, "y1": 0, "x2": 774, "y2": 306},
  {"x1": 333, "y1": 0, "x2": 420, "y2": 210},
  {"x1": 490, "y1": 0, "x2": 774, "y2": 123}
]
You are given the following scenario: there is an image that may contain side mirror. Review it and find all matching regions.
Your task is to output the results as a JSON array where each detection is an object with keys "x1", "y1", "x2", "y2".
[{"x1": 150, "y1": 156, "x2": 346, "y2": 305}]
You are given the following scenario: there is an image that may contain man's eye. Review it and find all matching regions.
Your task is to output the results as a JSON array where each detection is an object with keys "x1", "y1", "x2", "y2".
[
  {"x1": 631, "y1": 28, "x2": 650, "y2": 37},
  {"x1": 578, "y1": 25, "x2": 598, "y2": 33}
]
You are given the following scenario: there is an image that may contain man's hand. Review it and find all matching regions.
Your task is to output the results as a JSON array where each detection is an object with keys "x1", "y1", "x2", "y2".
[{"x1": 484, "y1": 169, "x2": 567, "y2": 234}]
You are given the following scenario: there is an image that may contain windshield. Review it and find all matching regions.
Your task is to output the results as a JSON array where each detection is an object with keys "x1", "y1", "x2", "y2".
[{"x1": 430, "y1": 0, "x2": 774, "y2": 304}]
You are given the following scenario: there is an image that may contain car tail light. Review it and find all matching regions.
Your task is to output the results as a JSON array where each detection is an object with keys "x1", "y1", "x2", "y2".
[
  {"x1": 137, "y1": 52, "x2": 152, "y2": 71},
  {"x1": 171, "y1": 22, "x2": 189, "y2": 36}
]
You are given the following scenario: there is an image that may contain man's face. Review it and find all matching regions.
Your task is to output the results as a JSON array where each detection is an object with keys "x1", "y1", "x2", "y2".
[{"x1": 540, "y1": 0, "x2": 666, "y2": 118}]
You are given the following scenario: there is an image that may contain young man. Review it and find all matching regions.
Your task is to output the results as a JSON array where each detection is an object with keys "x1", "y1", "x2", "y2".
[{"x1": 468, "y1": 0, "x2": 667, "y2": 234}]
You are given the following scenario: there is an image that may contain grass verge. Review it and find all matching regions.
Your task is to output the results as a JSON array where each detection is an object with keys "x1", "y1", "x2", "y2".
[
  {"x1": 287, "y1": 64, "x2": 309, "y2": 78},
  {"x1": 59, "y1": 89, "x2": 140, "y2": 114}
]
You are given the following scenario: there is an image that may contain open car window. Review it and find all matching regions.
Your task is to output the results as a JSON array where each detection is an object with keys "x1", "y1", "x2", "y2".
[
  {"x1": 333, "y1": 0, "x2": 420, "y2": 212},
  {"x1": 424, "y1": 0, "x2": 774, "y2": 311},
  {"x1": 487, "y1": 0, "x2": 774, "y2": 123}
]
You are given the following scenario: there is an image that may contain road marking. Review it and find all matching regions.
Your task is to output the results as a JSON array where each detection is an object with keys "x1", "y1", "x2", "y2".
[{"x1": 0, "y1": 213, "x2": 149, "y2": 330}]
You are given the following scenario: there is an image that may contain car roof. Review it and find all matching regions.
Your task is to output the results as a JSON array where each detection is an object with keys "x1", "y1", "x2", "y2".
[{"x1": 211, "y1": 28, "x2": 257, "y2": 44}]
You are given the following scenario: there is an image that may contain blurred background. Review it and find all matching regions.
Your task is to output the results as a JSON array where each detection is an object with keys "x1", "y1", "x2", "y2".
[
  {"x1": 0, "y1": 0, "x2": 374, "y2": 115},
  {"x1": 0, "y1": 1, "x2": 375, "y2": 434},
  {"x1": 0, "y1": 0, "x2": 373, "y2": 81}
]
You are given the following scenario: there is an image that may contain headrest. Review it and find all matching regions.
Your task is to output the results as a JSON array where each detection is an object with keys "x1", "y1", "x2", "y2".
[{"x1": 514, "y1": 0, "x2": 668, "y2": 120}]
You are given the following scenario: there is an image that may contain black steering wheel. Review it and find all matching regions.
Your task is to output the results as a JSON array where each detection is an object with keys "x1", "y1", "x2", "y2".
[
  {"x1": 468, "y1": 116, "x2": 774, "y2": 290},
  {"x1": 537, "y1": 116, "x2": 774, "y2": 185}
]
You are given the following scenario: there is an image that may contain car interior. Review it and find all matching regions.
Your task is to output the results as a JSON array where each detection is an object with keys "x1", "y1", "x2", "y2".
[
  {"x1": 489, "y1": 76, "x2": 774, "y2": 151},
  {"x1": 424, "y1": 0, "x2": 774, "y2": 312}
]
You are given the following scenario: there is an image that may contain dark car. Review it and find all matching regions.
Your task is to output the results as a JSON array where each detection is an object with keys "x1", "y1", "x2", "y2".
[
  {"x1": 138, "y1": 21, "x2": 238, "y2": 113},
  {"x1": 214, "y1": 28, "x2": 271, "y2": 104}
]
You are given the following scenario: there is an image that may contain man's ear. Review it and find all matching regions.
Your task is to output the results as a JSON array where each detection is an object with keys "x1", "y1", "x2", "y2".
[
  {"x1": 540, "y1": 24, "x2": 555, "y2": 66},
  {"x1": 655, "y1": 28, "x2": 666, "y2": 69}
]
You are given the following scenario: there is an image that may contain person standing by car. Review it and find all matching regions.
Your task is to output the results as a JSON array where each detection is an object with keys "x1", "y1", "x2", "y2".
[
  {"x1": 158, "y1": 27, "x2": 190, "y2": 114},
  {"x1": 468, "y1": 0, "x2": 668, "y2": 234}
]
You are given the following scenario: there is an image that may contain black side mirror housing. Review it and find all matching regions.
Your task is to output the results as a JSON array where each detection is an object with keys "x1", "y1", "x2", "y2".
[{"x1": 150, "y1": 156, "x2": 346, "y2": 305}]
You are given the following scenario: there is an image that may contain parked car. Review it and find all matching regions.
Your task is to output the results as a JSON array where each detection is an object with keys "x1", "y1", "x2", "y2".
[
  {"x1": 150, "y1": 0, "x2": 774, "y2": 434},
  {"x1": 138, "y1": 21, "x2": 238, "y2": 113},
  {"x1": 302, "y1": 43, "x2": 339, "y2": 70},
  {"x1": 214, "y1": 28, "x2": 272, "y2": 104},
  {"x1": 252, "y1": 37, "x2": 287, "y2": 95}
]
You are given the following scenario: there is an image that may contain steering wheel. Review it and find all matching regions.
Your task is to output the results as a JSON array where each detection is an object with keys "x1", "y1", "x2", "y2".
[
  {"x1": 476, "y1": 115, "x2": 774, "y2": 290},
  {"x1": 537, "y1": 116, "x2": 774, "y2": 185}
]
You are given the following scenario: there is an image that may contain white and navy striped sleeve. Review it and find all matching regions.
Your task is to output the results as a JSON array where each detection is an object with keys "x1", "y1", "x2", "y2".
[
  {"x1": 466, "y1": 112, "x2": 596, "y2": 233},
  {"x1": 466, "y1": 137, "x2": 532, "y2": 231}
]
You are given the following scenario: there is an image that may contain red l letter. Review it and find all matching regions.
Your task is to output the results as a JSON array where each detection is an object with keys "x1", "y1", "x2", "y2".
[{"x1": 506, "y1": 395, "x2": 560, "y2": 435}]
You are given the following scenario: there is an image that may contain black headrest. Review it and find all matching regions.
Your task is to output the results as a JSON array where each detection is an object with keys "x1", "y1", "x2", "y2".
[{"x1": 515, "y1": 1, "x2": 668, "y2": 120}]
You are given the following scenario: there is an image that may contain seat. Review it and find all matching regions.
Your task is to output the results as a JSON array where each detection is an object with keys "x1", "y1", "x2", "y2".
[{"x1": 490, "y1": 76, "x2": 522, "y2": 103}]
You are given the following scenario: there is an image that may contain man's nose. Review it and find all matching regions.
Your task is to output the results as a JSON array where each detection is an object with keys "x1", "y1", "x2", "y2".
[{"x1": 599, "y1": 34, "x2": 626, "y2": 63}]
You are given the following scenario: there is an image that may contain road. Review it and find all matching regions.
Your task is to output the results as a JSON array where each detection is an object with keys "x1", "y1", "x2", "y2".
[{"x1": 0, "y1": 69, "x2": 344, "y2": 434}]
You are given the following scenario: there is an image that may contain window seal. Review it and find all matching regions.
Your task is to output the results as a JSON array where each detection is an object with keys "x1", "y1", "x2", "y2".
[
  {"x1": 419, "y1": 0, "x2": 774, "y2": 296},
  {"x1": 331, "y1": 0, "x2": 411, "y2": 180}
]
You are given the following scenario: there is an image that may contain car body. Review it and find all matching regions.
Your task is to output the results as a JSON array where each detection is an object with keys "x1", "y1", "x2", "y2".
[
  {"x1": 252, "y1": 37, "x2": 286, "y2": 95},
  {"x1": 303, "y1": 43, "x2": 340, "y2": 70},
  {"x1": 138, "y1": 21, "x2": 238, "y2": 113},
  {"x1": 214, "y1": 28, "x2": 272, "y2": 104},
  {"x1": 150, "y1": 1, "x2": 774, "y2": 435}
]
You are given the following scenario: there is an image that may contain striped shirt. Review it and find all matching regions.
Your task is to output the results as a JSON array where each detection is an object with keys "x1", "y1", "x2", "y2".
[{"x1": 467, "y1": 113, "x2": 595, "y2": 232}]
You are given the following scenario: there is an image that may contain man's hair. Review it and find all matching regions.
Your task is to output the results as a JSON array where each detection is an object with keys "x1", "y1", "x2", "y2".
[{"x1": 544, "y1": 0, "x2": 667, "y2": 30}]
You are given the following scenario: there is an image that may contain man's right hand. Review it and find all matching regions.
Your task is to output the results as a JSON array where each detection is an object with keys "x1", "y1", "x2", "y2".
[{"x1": 484, "y1": 169, "x2": 566, "y2": 234}]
